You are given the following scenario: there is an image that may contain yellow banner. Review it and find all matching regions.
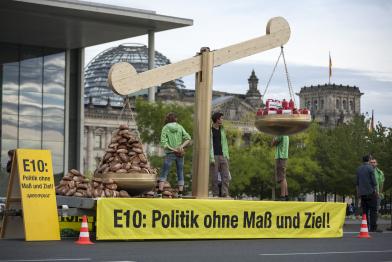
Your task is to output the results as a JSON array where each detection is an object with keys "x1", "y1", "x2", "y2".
[
  {"x1": 17, "y1": 149, "x2": 60, "y2": 241},
  {"x1": 97, "y1": 199, "x2": 346, "y2": 240}
]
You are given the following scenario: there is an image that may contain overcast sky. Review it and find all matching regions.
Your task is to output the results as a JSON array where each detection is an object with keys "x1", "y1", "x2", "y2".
[{"x1": 84, "y1": 0, "x2": 392, "y2": 126}]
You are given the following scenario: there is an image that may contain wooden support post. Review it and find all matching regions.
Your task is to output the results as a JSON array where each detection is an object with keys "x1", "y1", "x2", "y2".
[{"x1": 192, "y1": 48, "x2": 213, "y2": 198}]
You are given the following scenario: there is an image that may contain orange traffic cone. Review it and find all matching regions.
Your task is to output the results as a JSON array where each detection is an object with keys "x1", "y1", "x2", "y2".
[
  {"x1": 75, "y1": 215, "x2": 94, "y2": 244},
  {"x1": 357, "y1": 213, "x2": 371, "y2": 239}
]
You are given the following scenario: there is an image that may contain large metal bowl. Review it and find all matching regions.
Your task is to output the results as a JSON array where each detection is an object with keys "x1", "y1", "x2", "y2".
[
  {"x1": 255, "y1": 114, "x2": 311, "y2": 135},
  {"x1": 94, "y1": 172, "x2": 156, "y2": 196}
]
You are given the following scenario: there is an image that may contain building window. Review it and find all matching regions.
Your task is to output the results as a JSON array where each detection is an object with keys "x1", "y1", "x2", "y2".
[
  {"x1": 313, "y1": 100, "x2": 318, "y2": 111},
  {"x1": 95, "y1": 135, "x2": 102, "y2": 149},
  {"x1": 321, "y1": 99, "x2": 324, "y2": 110},
  {"x1": 336, "y1": 99, "x2": 340, "y2": 109},
  {"x1": 350, "y1": 100, "x2": 354, "y2": 111},
  {"x1": 343, "y1": 100, "x2": 347, "y2": 110}
]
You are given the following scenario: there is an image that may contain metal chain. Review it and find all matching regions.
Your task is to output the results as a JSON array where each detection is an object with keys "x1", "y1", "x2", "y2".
[
  {"x1": 262, "y1": 51, "x2": 282, "y2": 98},
  {"x1": 262, "y1": 46, "x2": 296, "y2": 108},
  {"x1": 118, "y1": 96, "x2": 140, "y2": 138},
  {"x1": 281, "y1": 46, "x2": 296, "y2": 107}
]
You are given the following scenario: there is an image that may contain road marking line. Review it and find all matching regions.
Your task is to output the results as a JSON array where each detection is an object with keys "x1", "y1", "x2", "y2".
[
  {"x1": 259, "y1": 250, "x2": 392, "y2": 256},
  {"x1": 0, "y1": 259, "x2": 91, "y2": 262}
]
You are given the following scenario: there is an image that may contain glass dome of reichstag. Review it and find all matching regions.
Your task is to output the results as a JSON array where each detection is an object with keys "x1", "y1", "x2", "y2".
[{"x1": 84, "y1": 44, "x2": 185, "y2": 106}]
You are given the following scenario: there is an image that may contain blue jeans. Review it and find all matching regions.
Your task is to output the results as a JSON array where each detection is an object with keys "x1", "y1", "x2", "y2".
[{"x1": 160, "y1": 153, "x2": 184, "y2": 186}]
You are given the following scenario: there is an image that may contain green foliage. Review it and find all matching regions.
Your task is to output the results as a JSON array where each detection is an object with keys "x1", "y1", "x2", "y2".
[
  {"x1": 135, "y1": 99, "x2": 392, "y2": 199},
  {"x1": 228, "y1": 132, "x2": 275, "y2": 199},
  {"x1": 365, "y1": 122, "x2": 392, "y2": 192},
  {"x1": 287, "y1": 123, "x2": 320, "y2": 196},
  {"x1": 313, "y1": 115, "x2": 392, "y2": 199}
]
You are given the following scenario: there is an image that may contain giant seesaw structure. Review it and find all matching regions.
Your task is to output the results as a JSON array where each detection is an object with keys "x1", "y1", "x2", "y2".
[{"x1": 108, "y1": 17, "x2": 309, "y2": 198}]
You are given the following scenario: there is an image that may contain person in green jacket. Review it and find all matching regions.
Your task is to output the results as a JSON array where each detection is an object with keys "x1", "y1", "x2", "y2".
[
  {"x1": 272, "y1": 135, "x2": 289, "y2": 201},
  {"x1": 158, "y1": 112, "x2": 191, "y2": 197},
  {"x1": 370, "y1": 158, "x2": 385, "y2": 211},
  {"x1": 210, "y1": 112, "x2": 230, "y2": 197}
]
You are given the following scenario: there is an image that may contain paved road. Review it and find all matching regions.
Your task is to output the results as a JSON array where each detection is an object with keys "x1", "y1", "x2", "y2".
[{"x1": 0, "y1": 224, "x2": 391, "y2": 262}]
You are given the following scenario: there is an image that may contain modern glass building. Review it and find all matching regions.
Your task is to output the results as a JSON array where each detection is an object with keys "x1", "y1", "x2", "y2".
[
  {"x1": 0, "y1": 0, "x2": 192, "y2": 193},
  {"x1": 1, "y1": 45, "x2": 66, "y2": 174}
]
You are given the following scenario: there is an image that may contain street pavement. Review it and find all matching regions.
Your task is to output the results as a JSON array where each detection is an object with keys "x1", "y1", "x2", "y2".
[{"x1": 0, "y1": 222, "x2": 391, "y2": 262}]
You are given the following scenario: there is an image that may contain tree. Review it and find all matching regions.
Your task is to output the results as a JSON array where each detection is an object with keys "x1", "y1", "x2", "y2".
[
  {"x1": 228, "y1": 131, "x2": 274, "y2": 199},
  {"x1": 314, "y1": 116, "x2": 372, "y2": 200},
  {"x1": 227, "y1": 124, "x2": 320, "y2": 200},
  {"x1": 287, "y1": 123, "x2": 320, "y2": 197},
  {"x1": 135, "y1": 97, "x2": 392, "y2": 199}
]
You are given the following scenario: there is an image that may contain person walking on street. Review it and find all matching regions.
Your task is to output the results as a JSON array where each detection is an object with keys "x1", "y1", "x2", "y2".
[
  {"x1": 210, "y1": 112, "x2": 230, "y2": 197},
  {"x1": 6, "y1": 149, "x2": 15, "y2": 173},
  {"x1": 370, "y1": 158, "x2": 385, "y2": 212},
  {"x1": 272, "y1": 135, "x2": 289, "y2": 201},
  {"x1": 356, "y1": 155, "x2": 382, "y2": 232},
  {"x1": 158, "y1": 112, "x2": 192, "y2": 198}
]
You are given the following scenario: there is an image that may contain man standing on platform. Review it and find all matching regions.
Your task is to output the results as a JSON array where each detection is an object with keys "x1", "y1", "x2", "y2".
[
  {"x1": 356, "y1": 155, "x2": 382, "y2": 232},
  {"x1": 158, "y1": 112, "x2": 192, "y2": 198},
  {"x1": 210, "y1": 112, "x2": 230, "y2": 197},
  {"x1": 272, "y1": 135, "x2": 289, "y2": 201}
]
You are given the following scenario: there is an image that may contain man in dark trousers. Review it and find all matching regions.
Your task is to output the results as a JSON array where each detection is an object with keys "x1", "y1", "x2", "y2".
[
  {"x1": 356, "y1": 155, "x2": 382, "y2": 232},
  {"x1": 210, "y1": 112, "x2": 230, "y2": 197}
]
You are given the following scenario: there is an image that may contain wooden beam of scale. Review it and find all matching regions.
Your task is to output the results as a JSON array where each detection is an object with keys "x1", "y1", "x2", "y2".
[{"x1": 108, "y1": 17, "x2": 290, "y2": 96}]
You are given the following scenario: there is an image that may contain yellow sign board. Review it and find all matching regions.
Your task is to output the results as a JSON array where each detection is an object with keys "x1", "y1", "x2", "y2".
[
  {"x1": 1, "y1": 149, "x2": 60, "y2": 241},
  {"x1": 97, "y1": 198, "x2": 346, "y2": 240}
]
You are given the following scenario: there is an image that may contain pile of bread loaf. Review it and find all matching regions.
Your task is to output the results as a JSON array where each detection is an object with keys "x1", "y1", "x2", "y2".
[
  {"x1": 55, "y1": 169, "x2": 130, "y2": 198},
  {"x1": 94, "y1": 124, "x2": 157, "y2": 176}
]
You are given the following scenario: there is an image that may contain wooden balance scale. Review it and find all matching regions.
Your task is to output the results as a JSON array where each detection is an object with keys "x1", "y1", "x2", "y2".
[{"x1": 107, "y1": 17, "x2": 310, "y2": 198}]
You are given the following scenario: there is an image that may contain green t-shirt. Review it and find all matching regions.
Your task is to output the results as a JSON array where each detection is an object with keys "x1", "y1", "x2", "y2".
[
  {"x1": 275, "y1": 136, "x2": 289, "y2": 159},
  {"x1": 374, "y1": 167, "x2": 385, "y2": 193}
]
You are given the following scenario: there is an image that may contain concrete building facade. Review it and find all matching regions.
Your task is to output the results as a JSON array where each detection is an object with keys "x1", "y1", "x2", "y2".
[{"x1": 298, "y1": 83, "x2": 363, "y2": 127}]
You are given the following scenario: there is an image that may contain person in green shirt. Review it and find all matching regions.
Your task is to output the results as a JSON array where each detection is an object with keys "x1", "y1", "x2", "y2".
[
  {"x1": 370, "y1": 158, "x2": 385, "y2": 211},
  {"x1": 272, "y1": 135, "x2": 289, "y2": 201},
  {"x1": 158, "y1": 112, "x2": 192, "y2": 197}
]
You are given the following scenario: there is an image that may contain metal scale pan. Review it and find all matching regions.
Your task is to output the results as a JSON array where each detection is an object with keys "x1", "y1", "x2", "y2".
[
  {"x1": 255, "y1": 113, "x2": 311, "y2": 135},
  {"x1": 94, "y1": 172, "x2": 156, "y2": 196}
]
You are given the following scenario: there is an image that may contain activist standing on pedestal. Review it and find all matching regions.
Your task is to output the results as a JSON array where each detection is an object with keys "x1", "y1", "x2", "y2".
[
  {"x1": 272, "y1": 135, "x2": 289, "y2": 201},
  {"x1": 158, "y1": 112, "x2": 192, "y2": 198},
  {"x1": 210, "y1": 112, "x2": 231, "y2": 197}
]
